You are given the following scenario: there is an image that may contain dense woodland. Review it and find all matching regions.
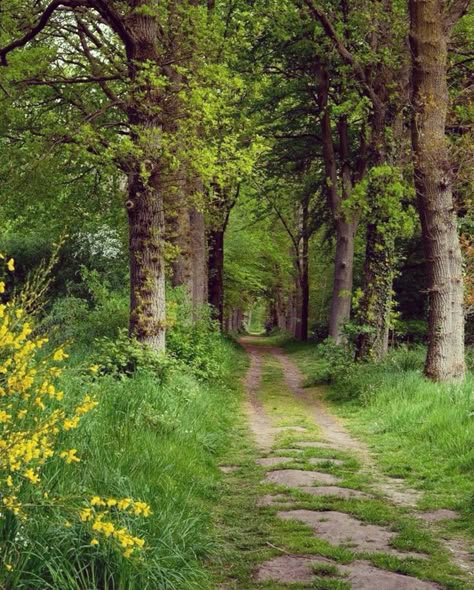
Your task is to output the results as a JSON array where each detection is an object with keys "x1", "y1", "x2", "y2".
[{"x1": 0, "y1": 1, "x2": 473, "y2": 589}]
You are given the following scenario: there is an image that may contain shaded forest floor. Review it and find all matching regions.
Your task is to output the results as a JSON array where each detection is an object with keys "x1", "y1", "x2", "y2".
[{"x1": 212, "y1": 337, "x2": 474, "y2": 589}]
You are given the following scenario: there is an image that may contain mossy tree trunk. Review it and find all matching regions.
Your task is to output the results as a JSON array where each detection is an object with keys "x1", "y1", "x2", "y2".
[
  {"x1": 409, "y1": 0, "x2": 468, "y2": 381},
  {"x1": 125, "y1": 4, "x2": 169, "y2": 352}
]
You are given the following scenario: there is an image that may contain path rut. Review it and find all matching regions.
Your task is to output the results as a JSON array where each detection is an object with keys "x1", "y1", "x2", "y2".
[{"x1": 233, "y1": 338, "x2": 473, "y2": 589}]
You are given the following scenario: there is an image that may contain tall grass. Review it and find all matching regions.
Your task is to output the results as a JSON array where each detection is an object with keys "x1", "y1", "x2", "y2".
[
  {"x1": 4, "y1": 338, "x2": 246, "y2": 589},
  {"x1": 285, "y1": 342, "x2": 474, "y2": 522}
]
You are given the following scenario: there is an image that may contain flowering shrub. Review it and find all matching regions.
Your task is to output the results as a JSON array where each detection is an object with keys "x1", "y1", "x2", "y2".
[{"x1": 0, "y1": 256, "x2": 151, "y2": 579}]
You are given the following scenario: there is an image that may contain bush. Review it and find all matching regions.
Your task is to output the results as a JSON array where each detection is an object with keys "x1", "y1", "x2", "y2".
[
  {"x1": 303, "y1": 338, "x2": 354, "y2": 386},
  {"x1": 167, "y1": 321, "x2": 225, "y2": 381},
  {"x1": 0, "y1": 258, "x2": 151, "y2": 588},
  {"x1": 0, "y1": 226, "x2": 127, "y2": 302},
  {"x1": 92, "y1": 329, "x2": 176, "y2": 381},
  {"x1": 41, "y1": 270, "x2": 128, "y2": 346}
]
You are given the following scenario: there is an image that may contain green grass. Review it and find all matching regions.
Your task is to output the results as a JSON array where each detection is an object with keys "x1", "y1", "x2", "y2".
[
  {"x1": 283, "y1": 341, "x2": 474, "y2": 534},
  {"x1": 2, "y1": 338, "x2": 248, "y2": 590}
]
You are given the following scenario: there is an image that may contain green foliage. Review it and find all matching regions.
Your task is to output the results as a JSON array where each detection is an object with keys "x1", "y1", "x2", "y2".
[
  {"x1": 91, "y1": 329, "x2": 174, "y2": 381},
  {"x1": 167, "y1": 321, "x2": 225, "y2": 381},
  {"x1": 346, "y1": 165, "x2": 416, "y2": 238}
]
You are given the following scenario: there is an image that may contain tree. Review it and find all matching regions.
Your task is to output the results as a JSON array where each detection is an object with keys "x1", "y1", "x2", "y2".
[
  {"x1": 302, "y1": 0, "x2": 411, "y2": 360},
  {"x1": 0, "y1": 1, "x2": 206, "y2": 351},
  {"x1": 409, "y1": 0, "x2": 471, "y2": 381}
]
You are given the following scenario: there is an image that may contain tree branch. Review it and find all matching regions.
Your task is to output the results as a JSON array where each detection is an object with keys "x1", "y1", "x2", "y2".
[
  {"x1": 299, "y1": 0, "x2": 382, "y2": 110},
  {"x1": 445, "y1": 0, "x2": 472, "y2": 31},
  {"x1": 17, "y1": 75, "x2": 121, "y2": 86},
  {"x1": 0, "y1": 0, "x2": 89, "y2": 66}
]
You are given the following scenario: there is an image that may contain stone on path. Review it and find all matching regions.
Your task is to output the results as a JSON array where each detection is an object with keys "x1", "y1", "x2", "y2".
[
  {"x1": 340, "y1": 561, "x2": 440, "y2": 589},
  {"x1": 277, "y1": 510, "x2": 425, "y2": 558},
  {"x1": 303, "y1": 486, "x2": 370, "y2": 499},
  {"x1": 256, "y1": 494, "x2": 294, "y2": 507},
  {"x1": 255, "y1": 555, "x2": 332, "y2": 583},
  {"x1": 274, "y1": 425, "x2": 308, "y2": 433},
  {"x1": 378, "y1": 481, "x2": 421, "y2": 507},
  {"x1": 274, "y1": 448, "x2": 302, "y2": 454},
  {"x1": 416, "y1": 509, "x2": 458, "y2": 523},
  {"x1": 309, "y1": 457, "x2": 344, "y2": 466},
  {"x1": 257, "y1": 457, "x2": 293, "y2": 467},
  {"x1": 255, "y1": 556, "x2": 440, "y2": 589},
  {"x1": 264, "y1": 469, "x2": 340, "y2": 487}
]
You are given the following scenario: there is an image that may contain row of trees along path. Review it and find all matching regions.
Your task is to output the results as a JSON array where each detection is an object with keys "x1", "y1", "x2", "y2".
[{"x1": 0, "y1": 0, "x2": 471, "y2": 382}]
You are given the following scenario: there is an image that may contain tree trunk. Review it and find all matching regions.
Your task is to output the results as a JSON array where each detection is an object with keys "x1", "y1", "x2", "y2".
[
  {"x1": 329, "y1": 219, "x2": 357, "y2": 341},
  {"x1": 355, "y1": 107, "x2": 395, "y2": 362},
  {"x1": 190, "y1": 206, "x2": 208, "y2": 311},
  {"x1": 125, "y1": 6, "x2": 168, "y2": 352},
  {"x1": 409, "y1": 0, "x2": 465, "y2": 381},
  {"x1": 317, "y1": 67, "x2": 358, "y2": 343},
  {"x1": 287, "y1": 290, "x2": 297, "y2": 337},
  {"x1": 299, "y1": 233, "x2": 309, "y2": 341},
  {"x1": 208, "y1": 227, "x2": 225, "y2": 328},
  {"x1": 127, "y1": 173, "x2": 166, "y2": 351},
  {"x1": 355, "y1": 217, "x2": 394, "y2": 361},
  {"x1": 170, "y1": 205, "x2": 193, "y2": 296}
]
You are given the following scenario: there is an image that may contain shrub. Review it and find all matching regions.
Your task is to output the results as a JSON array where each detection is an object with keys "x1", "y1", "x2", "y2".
[
  {"x1": 304, "y1": 338, "x2": 354, "y2": 386},
  {"x1": 167, "y1": 321, "x2": 225, "y2": 381},
  {"x1": 91, "y1": 329, "x2": 176, "y2": 380},
  {"x1": 0, "y1": 256, "x2": 151, "y2": 586}
]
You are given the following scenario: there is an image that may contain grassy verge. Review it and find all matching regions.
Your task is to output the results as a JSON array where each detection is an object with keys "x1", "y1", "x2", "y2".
[
  {"x1": 3, "y1": 337, "x2": 248, "y2": 590},
  {"x1": 282, "y1": 340, "x2": 474, "y2": 536}
]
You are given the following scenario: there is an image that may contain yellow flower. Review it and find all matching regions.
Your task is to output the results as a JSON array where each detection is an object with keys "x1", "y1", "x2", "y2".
[
  {"x1": 117, "y1": 498, "x2": 132, "y2": 510},
  {"x1": 90, "y1": 538, "x2": 99, "y2": 546},
  {"x1": 133, "y1": 501, "x2": 152, "y2": 517},
  {"x1": 59, "y1": 449, "x2": 80, "y2": 464},
  {"x1": 53, "y1": 348, "x2": 68, "y2": 362},
  {"x1": 80, "y1": 508, "x2": 93, "y2": 522},
  {"x1": 90, "y1": 364, "x2": 100, "y2": 374},
  {"x1": 63, "y1": 416, "x2": 80, "y2": 430},
  {"x1": 0, "y1": 409, "x2": 11, "y2": 423},
  {"x1": 7, "y1": 258, "x2": 14, "y2": 272},
  {"x1": 0, "y1": 282, "x2": 5, "y2": 294},
  {"x1": 24, "y1": 469, "x2": 40, "y2": 484},
  {"x1": 5, "y1": 563, "x2": 13, "y2": 571}
]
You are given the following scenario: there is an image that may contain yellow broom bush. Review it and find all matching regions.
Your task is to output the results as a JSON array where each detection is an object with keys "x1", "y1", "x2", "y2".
[{"x1": 0, "y1": 255, "x2": 151, "y2": 577}]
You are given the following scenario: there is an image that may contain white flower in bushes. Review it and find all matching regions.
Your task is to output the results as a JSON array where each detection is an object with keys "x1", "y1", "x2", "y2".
[{"x1": 75, "y1": 226, "x2": 122, "y2": 260}]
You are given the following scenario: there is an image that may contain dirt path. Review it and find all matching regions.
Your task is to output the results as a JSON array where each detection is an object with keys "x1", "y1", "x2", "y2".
[{"x1": 229, "y1": 338, "x2": 473, "y2": 589}]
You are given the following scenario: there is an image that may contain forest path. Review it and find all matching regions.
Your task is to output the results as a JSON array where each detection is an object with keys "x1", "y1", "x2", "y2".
[{"x1": 217, "y1": 337, "x2": 472, "y2": 590}]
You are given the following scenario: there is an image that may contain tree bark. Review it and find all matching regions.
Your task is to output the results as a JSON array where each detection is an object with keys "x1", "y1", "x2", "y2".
[
  {"x1": 125, "y1": 5, "x2": 168, "y2": 352},
  {"x1": 299, "y1": 230, "x2": 309, "y2": 341},
  {"x1": 190, "y1": 206, "x2": 208, "y2": 311},
  {"x1": 127, "y1": 171, "x2": 166, "y2": 351},
  {"x1": 208, "y1": 227, "x2": 225, "y2": 328},
  {"x1": 317, "y1": 66, "x2": 358, "y2": 343},
  {"x1": 170, "y1": 205, "x2": 193, "y2": 296},
  {"x1": 409, "y1": 0, "x2": 466, "y2": 381},
  {"x1": 329, "y1": 219, "x2": 357, "y2": 341},
  {"x1": 354, "y1": 109, "x2": 395, "y2": 362}
]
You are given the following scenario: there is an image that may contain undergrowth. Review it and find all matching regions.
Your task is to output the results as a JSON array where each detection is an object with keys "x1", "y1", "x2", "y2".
[{"x1": 1, "y1": 259, "x2": 247, "y2": 589}]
